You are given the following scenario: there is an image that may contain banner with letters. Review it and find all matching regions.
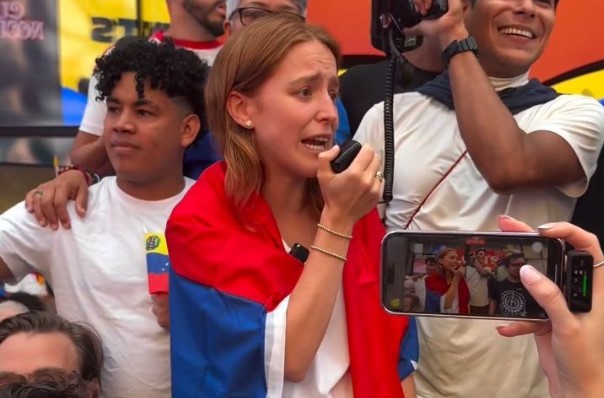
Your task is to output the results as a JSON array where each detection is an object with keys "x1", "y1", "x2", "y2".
[{"x1": 0, "y1": 0, "x2": 61, "y2": 127}]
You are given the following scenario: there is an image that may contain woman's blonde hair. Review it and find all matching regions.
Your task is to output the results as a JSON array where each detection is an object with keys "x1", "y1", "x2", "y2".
[
  {"x1": 205, "y1": 15, "x2": 341, "y2": 210},
  {"x1": 436, "y1": 247, "x2": 458, "y2": 272}
]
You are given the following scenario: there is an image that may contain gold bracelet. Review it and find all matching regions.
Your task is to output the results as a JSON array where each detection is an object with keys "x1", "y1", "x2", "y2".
[
  {"x1": 317, "y1": 223, "x2": 353, "y2": 240},
  {"x1": 310, "y1": 245, "x2": 347, "y2": 262}
]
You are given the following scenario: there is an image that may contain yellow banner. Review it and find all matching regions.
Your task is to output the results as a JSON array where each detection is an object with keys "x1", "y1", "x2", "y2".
[{"x1": 58, "y1": 0, "x2": 170, "y2": 92}]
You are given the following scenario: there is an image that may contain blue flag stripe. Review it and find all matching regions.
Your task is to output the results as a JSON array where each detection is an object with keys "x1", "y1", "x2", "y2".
[{"x1": 170, "y1": 270, "x2": 268, "y2": 397}]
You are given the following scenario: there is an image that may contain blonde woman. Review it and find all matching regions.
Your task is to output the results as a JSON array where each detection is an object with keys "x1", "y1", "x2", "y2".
[{"x1": 167, "y1": 16, "x2": 417, "y2": 398}]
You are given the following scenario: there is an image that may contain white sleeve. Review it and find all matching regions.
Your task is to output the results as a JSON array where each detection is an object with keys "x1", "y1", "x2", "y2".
[
  {"x1": 414, "y1": 277, "x2": 427, "y2": 311},
  {"x1": 354, "y1": 103, "x2": 386, "y2": 156},
  {"x1": 264, "y1": 294, "x2": 289, "y2": 397},
  {"x1": 78, "y1": 74, "x2": 106, "y2": 136},
  {"x1": 440, "y1": 291, "x2": 459, "y2": 314},
  {"x1": 529, "y1": 95, "x2": 604, "y2": 197},
  {"x1": 355, "y1": 104, "x2": 387, "y2": 217},
  {"x1": 0, "y1": 203, "x2": 53, "y2": 281}
]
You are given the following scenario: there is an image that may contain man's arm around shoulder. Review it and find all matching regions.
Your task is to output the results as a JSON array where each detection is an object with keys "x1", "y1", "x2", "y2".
[
  {"x1": 71, "y1": 74, "x2": 114, "y2": 176},
  {"x1": 70, "y1": 131, "x2": 114, "y2": 176}
]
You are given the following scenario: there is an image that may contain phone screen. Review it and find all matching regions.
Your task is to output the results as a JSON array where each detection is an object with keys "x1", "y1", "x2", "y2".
[{"x1": 381, "y1": 231, "x2": 564, "y2": 320}]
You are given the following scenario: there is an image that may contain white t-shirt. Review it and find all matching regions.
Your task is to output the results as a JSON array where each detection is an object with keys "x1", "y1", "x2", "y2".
[
  {"x1": 265, "y1": 243, "x2": 352, "y2": 397},
  {"x1": 80, "y1": 32, "x2": 222, "y2": 136},
  {"x1": 355, "y1": 74, "x2": 604, "y2": 398},
  {"x1": 465, "y1": 266, "x2": 490, "y2": 307},
  {"x1": 0, "y1": 177, "x2": 195, "y2": 398}
]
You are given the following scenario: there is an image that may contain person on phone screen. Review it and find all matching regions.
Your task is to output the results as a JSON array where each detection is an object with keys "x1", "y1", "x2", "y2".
[
  {"x1": 489, "y1": 253, "x2": 545, "y2": 318},
  {"x1": 425, "y1": 247, "x2": 469, "y2": 314},
  {"x1": 465, "y1": 248, "x2": 492, "y2": 314}
]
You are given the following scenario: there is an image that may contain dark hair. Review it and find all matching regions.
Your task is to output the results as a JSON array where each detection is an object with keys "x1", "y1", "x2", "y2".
[
  {"x1": 94, "y1": 37, "x2": 211, "y2": 141},
  {"x1": 0, "y1": 312, "x2": 103, "y2": 384},
  {"x1": 0, "y1": 369, "x2": 87, "y2": 398},
  {"x1": 506, "y1": 253, "x2": 526, "y2": 268},
  {"x1": 474, "y1": 248, "x2": 486, "y2": 256},
  {"x1": 5, "y1": 293, "x2": 46, "y2": 312}
]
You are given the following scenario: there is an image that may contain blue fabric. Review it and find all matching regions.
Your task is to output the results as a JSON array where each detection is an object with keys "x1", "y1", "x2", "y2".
[
  {"x1": 425, "y1": 291, "x2": 442, "y2": 313},
  {"x1": 60, "y1": 87, "x2": 87, "y2": 126},
  {"x1": 335, "y1": 97, "x2": 351, "y2": 145},
  {"x1": 418, "y1": 72, "x2": 560, "y2": 115},
  {"x1": 170, "y1": 270, "x2": 269, "y2": 398},
  {"x1": 183, "y1": 132, "x2": 222, "y2": 179},
  {"x1": 398, "y1": 317, "x2": 419, "y2": 380}
]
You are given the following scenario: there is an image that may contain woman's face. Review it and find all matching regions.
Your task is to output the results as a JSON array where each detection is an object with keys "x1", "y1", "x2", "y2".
[
  {"x1": 241, "y1": 40, "x2": 339, "y2": 181},
  {"x1": 439, "y1": 250, "x2": 459, "y2": 273},
  {"x1": 476, "y1": 250, "x2": 486, "y2": 262}
]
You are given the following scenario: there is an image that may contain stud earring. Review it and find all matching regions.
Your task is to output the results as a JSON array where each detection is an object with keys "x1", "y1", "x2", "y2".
[{"x1": 245, "y1": 120, "x2": 253, "y2": 128}]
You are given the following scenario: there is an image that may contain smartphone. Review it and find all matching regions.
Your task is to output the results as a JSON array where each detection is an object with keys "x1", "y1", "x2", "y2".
[{"x1": 381, "y1": 231, "x2": 566, "y2": 321}]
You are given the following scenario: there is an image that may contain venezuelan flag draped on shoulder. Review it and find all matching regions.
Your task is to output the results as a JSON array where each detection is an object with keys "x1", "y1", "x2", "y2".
[{"x1": 166, "y1": 162, "x2": 416, "y2": 397}]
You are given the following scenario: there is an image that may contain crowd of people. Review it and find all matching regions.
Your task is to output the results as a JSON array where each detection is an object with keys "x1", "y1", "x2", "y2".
[
  {"x1": 400, "y1": 247, "x2": 546, "y2": 318},
  {"x1": 0, "y1": 0, "x2": 603, "y2": 397}
]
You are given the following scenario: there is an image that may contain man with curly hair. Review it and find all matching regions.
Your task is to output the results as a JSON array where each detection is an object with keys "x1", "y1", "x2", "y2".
[
  {"x1": 69, "y1": 0, "x2": 226, "y2": 180},
  {"x1": 0, "y1": 38, "x2": 210, "y2": 398},
  {"x1": 23, "y1": 0, "x2": 312, "y2": 231}
]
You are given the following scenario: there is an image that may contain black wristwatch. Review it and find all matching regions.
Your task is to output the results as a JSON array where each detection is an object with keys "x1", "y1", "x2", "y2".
[{"x1": 441, "y1": 37, "x2": 479, "y2": 67}]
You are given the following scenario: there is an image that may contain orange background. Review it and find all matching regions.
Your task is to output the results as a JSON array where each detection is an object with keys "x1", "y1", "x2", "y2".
[{"x1": 307, "y1": 0, "x2": 604, "y2": 82}]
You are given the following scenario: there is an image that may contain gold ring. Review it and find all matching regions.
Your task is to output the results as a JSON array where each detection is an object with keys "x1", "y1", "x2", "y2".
[
  {"x1": 594, "y1": 259, "x2": 604, "y2": 268},
  {"x1": 375, "y1": 170, "x2": 384, "y2": 182},
  {"x1": 33, "y1": 191, "x2": 43, "y2": 198}
]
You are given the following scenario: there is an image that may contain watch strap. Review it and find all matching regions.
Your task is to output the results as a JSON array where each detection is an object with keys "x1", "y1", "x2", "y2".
[{"x1": 442, "y1": 36, "x2": 479, "y2": 67}]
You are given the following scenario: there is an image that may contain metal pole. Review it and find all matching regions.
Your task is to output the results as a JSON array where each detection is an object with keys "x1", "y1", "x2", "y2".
[{"x1": 136, "y1": 0, "x2": 143, "y2": 36}]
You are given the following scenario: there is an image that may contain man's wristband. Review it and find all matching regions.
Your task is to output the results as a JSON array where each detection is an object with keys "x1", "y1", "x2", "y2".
[
  {"x1": 58, "y1": 165, "x2": 101, "y2": 186},
  {"x1": 441, "y1": 36, "x2": 479, "y2": 67}
]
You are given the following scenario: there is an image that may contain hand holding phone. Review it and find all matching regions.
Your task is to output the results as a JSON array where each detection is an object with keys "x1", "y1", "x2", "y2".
[
  {"x1": 380, "y1": 230, "x2": 592, "y2": 321},
  {"x1": 495, "y1": 217, "x2": 604, "y2": 398}
]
